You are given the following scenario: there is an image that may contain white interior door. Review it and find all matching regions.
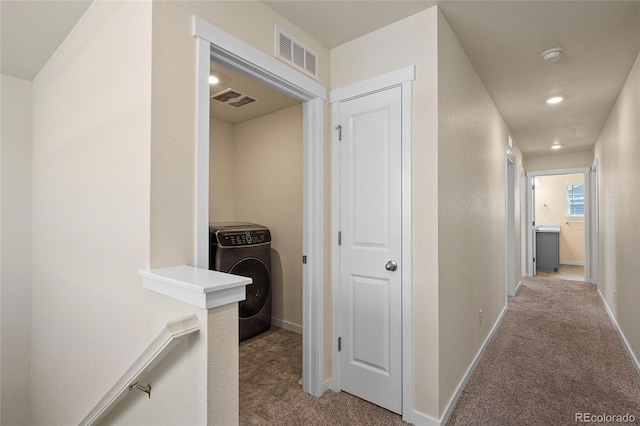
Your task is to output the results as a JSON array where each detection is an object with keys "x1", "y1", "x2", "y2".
[
  {"x1": 337, "y1": 85, "x2": 402, "y2": 414},
  {"x1": 532, "y1": 177, "x2": 537, "y2": 276}
]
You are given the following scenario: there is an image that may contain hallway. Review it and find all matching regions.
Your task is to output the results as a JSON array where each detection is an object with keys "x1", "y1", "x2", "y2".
[{"x1": 447, "y1": 277, "x2": 640, "y2": 425}]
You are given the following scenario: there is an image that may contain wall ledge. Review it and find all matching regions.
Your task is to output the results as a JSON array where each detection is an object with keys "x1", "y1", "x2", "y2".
[{"x1": 139, "y1": 265, "x2": 250, "y2": 309}]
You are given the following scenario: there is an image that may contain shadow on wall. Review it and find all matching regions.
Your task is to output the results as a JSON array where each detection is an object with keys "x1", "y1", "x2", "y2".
[{"x1": 270, "y1": 248, "x2": 284, "y2": 322}]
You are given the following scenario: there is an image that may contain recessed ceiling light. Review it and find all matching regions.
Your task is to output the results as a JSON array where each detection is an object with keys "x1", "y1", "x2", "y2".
[
  {"x1": 546, "y1": 96, "x2": 564, "y2": 104},
  {"x1": 551, "y1": 144, "x2": 562, "y2": 150},
  {"x1": 209, "y1": 75, "x2": 220, "y2": 85}
]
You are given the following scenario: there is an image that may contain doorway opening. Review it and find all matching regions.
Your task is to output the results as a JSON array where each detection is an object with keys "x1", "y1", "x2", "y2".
[
  {"x1": 193, "y1": 17, "x2": 327, "y2": 397},
  {"x1": 526, "y1": 167, "x2": 591, "y2": 282}
]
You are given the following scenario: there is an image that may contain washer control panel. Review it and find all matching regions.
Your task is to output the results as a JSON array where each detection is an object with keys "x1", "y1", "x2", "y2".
[{"x1": 215, "y1": 229, "x2": 271, "y2": 247}]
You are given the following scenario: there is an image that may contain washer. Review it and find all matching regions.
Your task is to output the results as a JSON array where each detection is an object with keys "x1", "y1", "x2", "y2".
[{"x1": 209, "y1": 222, "x2": 271, "y2": 342}]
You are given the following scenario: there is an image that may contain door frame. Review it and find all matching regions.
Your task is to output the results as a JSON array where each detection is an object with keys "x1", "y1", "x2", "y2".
[
  {"x1": 525, "y1": 167, "x2": 591, "y2": 280},
  {"x1": 193, "y1": 17, "x2": 327, "y2": 396},
  {"x1": 505, "y1": 150, "x2": 516, "y2": 298},
  {"x1": 329, "y1": 66, "x2": 414, "y2": 420},
  {"x1": 590, "y1": 159, "x2": 599, "y2": 284}
]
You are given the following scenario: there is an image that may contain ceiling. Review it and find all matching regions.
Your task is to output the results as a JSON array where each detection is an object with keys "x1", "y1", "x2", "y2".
[
  {"x1": 209, "y1": 61, "x2": 300, "y2": 124},
  {"x1": 1, "y1": 0, "x2": 93, "y2": 81},
  {"x1": 2, "y1": 1, "x2": 639, "y2": 157}
]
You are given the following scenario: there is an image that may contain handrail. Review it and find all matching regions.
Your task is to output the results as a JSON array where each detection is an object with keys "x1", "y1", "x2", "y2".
[{"x1": 79, "y1": 313, "x2": 200, "y2": 426}]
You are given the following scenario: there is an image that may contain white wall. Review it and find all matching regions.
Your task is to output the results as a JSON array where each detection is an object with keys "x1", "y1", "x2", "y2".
[
  {"x1": 593, "y1": 50, "x2": 640, "y2": 365},
  {"x1": 437, "y1": 9, "x2": 512, "y2": 416},
  {"x1": 331, "y1": 7, "x2": 441, "y2": 419},
  {"x1": 0, "y1": 74, "x2": 33, "y2": 425},
  {"x1": 30, "y1": 2, "x2": 212, "y2": 424}
]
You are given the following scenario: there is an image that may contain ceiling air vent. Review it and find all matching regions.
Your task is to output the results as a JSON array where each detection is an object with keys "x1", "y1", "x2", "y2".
[
  {"x1": 211, "y1": 88, "x2": 257, "y2": 108},
  {"x1": 276, "y1": 25, "x2": 318, "y2": 79}
]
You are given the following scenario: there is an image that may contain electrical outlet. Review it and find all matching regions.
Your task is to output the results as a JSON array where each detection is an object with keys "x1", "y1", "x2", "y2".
[
  {"x1": 479, "y1": 309, "x2": 483, "y2": 325},
  {"x1": 613, "y1": 291, "x2": 617, "y2": 303}
]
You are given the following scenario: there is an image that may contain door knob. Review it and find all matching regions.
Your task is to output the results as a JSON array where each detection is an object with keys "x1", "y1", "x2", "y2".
[{"x1": 385, "y1": 260, "x2": 398, "y2": 271}]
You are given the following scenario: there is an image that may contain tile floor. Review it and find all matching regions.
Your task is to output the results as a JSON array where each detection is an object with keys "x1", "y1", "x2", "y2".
[{"x1": 239, "y1": 327, "x2": 303, "y2": 425}]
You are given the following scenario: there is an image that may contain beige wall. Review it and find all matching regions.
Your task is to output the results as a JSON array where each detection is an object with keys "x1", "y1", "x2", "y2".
[
  {"x1": 437, "y1": 9, "x2": 512, "y2": 416},
  {"x1": 150, "y1": 0, "x2": 329, "y2": 269},
  {"x1": 331, "y1": 7, "x2": 441, "y2": 419},
  {"x1": 0, "y1": 74, "x2": 32, "y2": 425},
  {"x1": 535, "y1": 174, "x2": 585, "y2": 264},
  {"x1": 29, "y1": 2, "x2": 212, "y2": 424},
  {"x1": 210, "y1": 105, "x2": 304, "y2": 330},
  {"x1": 593, "y1": 51, "x2": 640, "y2": 363},
  {"x1": 525, "y1": 150, "x2": 593, "y2": 171},
  {"x1": 209, "y1": 118, "x2": 236, "y2": 222}
]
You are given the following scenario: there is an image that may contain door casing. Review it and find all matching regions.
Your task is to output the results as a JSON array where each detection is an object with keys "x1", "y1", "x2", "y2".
[
  {"x1": 330, "y1": 66, "x2": 415, "y2": 422},
  {"x1": 193, "y1": 17, "x2": 327, "y2": 397},
  {"x1": 525, "y1": 167, "x2": 591, "y2": 280}
]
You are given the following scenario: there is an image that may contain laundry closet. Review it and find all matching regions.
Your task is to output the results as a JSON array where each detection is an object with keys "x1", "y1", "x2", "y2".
[{"x1": 208, "y1": 62, "x2": 304, "y2": 338}]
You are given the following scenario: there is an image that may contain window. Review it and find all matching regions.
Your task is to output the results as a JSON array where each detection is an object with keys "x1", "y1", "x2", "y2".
[{"x1": 567, "y1": 183, "x2": 584, "y2": 215}]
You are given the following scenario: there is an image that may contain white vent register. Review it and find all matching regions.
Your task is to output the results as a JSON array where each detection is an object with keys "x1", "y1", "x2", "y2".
[{"x1": 276, "y1": 25, "x2": 318, "y2": 79}]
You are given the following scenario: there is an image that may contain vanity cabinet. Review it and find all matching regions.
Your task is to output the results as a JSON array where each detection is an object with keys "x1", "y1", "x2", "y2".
[{"x1": 536, "y1": 230, "x2": 560, "y2": 272}]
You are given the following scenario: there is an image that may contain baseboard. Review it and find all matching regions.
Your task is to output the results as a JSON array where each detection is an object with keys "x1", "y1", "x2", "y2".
[
  {"x1": 514, "y1": 280, "x2": 523, "y2": 295},
  {"x1": 271, "y1": 317, "x2": 302, "y2": 334},
  {"x1": 439, "y1": 304, "x2": 508, "y2": 426},
  {"x1": 560, "y1": 260, "x2": 584, "y2": 266},
  {"x1": 597, "y1": 290, "x2": 640, "y2": 377},
  {"x1": 404, "y1": 409, "x2": 440, "y2": 426},
  {"x1": 322, "y1": 378, "x2": 332, "y2": 393}
]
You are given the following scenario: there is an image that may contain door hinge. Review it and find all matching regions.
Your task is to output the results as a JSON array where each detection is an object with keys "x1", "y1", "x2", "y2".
[
  {"x1": 302, "y1": 255, "x2": 307, "y2": 264},
  {"x1": 335, "y1": 124, "x2": 342, "y2": 141},
  {"x1": 338, "y1": 231, "x2": 342, "y2": 246},
  {"x1": 532, "y1": 221, "x2": 535, "y2": 226},
  {"x1": 533, "y1": 257, "x2": 536, "y2": 263},
  {"x1": 338, "y1": 337, "x2": 341, "y2": 352}
]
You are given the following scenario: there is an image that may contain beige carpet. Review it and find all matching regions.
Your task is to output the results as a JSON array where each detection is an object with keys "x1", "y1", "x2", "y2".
[{"x1": 446, "y1": 277, "x2": 640, "y2": 425}]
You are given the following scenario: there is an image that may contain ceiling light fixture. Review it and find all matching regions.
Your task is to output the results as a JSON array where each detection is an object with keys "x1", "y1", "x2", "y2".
[
  {"x1": 209, "y1": 75, "x2": 220, "y2": 85},
  {"x1": 546, "y1": 96, "x2": 564, "y2": 104},
  {"x1": 551, "y1": 144, "x2": 562, "y2": 150},
  {"x1": 541, "y1": 47, "x2": 564, "y2": 62}
]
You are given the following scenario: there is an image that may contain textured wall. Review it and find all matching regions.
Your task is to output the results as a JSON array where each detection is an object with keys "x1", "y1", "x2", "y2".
[
  {"x1": 593, "y1": 51, "x2": 640, "y2": 364},
  {"x1": 437, "y1": 9, "x2": 512, "y2": 416},
  {"x1": 209, "y1": 118, "x2": 236, "y2": 222},
  {"x1": 0, "y1": 74, "x2": 32, "y2": 426},
  {"x1": 524, "y1": 151, "x2": 594, "y2": 171}
]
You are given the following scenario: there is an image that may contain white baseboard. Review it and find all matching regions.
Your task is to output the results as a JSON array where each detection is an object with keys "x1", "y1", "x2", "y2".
[
  {"x1": 560, "y1": 260, "x2": 584, "y2": 266},
  {"x1": 404, "y1": 409, "x2": 440, "y2": 426},
  {"x1": 439, "y1": 304, "x2": 508, "y2": 426},
  {"x1": 514, "y1": 280, "x2": 523, "y2": 295},
  {"x1": 597, "y1": 290, "x2": 640, "y2": 377},
  {"x1": 271, "y1": 317, "x2": 302, "y2": 334}
]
